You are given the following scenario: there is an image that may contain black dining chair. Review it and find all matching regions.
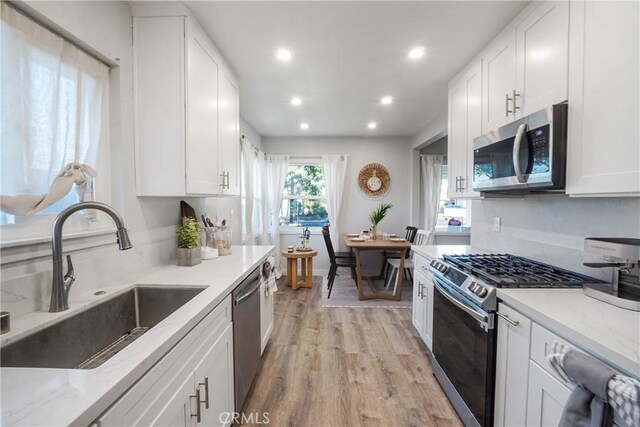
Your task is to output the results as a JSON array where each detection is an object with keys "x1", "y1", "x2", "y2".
[
  {"x1": 322, "y1": 225, "x2": 358, "y2": 299},
  {"x1": 378, "y1": 226, "x2": 418, "y2": 281}
]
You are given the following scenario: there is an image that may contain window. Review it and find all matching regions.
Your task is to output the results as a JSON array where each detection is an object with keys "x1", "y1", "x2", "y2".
[
  {"x1": 436, "y1": 163, "x2": 471, "y2": 231},
  {"x1": 0, "y1": 3, "x2": 111, "y2": 244},
  {"x1": 280, "y1": 164, "x2": 328, "y2": 228}
]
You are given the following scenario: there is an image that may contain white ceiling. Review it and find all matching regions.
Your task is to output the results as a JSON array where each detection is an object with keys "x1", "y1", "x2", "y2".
[{"x1": 186, "y1": 1, "x2": 527, "y2": 137}]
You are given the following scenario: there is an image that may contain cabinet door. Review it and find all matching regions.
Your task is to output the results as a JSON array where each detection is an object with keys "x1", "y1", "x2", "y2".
[
  {"x1": 515, "y1": 0, "x2": 569, "y2": 117},
  {"x1": 219, "y1": 74, "x2": 241, "y2": 196},
  {"x1": 494, "y1": 304, "x2": 533, "y2": 427},
  {"x1": 151, "y1": 374, "x2": 196, "y2": 427},
  {"x1": 462, "y1": 62, "x2": 483, "y2": 199},
  {"x1": 422, "y1": 274, "x2": 434, "y2": 351},
  {"x1": 186, "y1": 28, "x2": 220, "y2": 195},
  {"x1": 526, "y1": 361, "x2": 572, "y2": 427},
  {"x1": 447, "y1": 79, "x2": 468, "y2": 199},
  {"x1": 133, "y1": 16, "x2": 186, "y2": 196},
  {"x1": 482, "y1": 29, "x2": 516, "y2": 133},
  {"x1": 566, "y1": 0, "x2": 640, "y2": 196},
  {"x1": 193, "y1": 323, "x2": 235, "y2": 427},
  {"x1": 260, "y1": 281, "x2": 274, "y2": 354},
  {"x1": 412, "y1": 270, "x2": 426, "y2": 338}
]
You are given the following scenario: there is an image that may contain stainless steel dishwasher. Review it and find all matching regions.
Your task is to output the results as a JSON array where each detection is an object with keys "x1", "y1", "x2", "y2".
[{"x1": 232, "y1": 266, "x2": 262, "y2": 412}]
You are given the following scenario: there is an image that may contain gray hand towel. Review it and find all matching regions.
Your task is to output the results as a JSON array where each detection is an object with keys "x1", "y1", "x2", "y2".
[{"x1": 559, "y1": 349, "x2": 616, "y2": 427}]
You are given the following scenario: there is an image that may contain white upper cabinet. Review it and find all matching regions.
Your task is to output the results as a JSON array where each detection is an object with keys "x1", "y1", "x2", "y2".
[
  {"x1": 447, "y1": 60, "x2": 483, "y2": 199},
  {"x1": 219, "y1": 74, "x2": 241, "y2": 196},
  {"x1": 482, "y1": 29, "x2": 516, "y2": 133},
  {"x1": 480, "y1": 1, "x2": 569, "y2": 135},
  {"x1": 133, "y1": 13, "x2": 240, "y2": 197},
  {"x1": 186, "y1": 28, "x2": 220, "y2": 195},
  {"x1": 566, "y1": 0, "x2": 640, "y2": 197},
  {"x1": 515, "y1": 1, "x2": 570, "y2": 117}
]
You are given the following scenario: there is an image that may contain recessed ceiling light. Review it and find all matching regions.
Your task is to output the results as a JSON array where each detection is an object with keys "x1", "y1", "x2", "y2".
[
  {"x1": 291, "y1": 97, "x2": 302, "y2": 106},
  {"x1": 367, "y1": 122, "x2": 377, "y2": 129},
  {"x1": 276, "y1": 48, "x2": 292, "y2": 62},
  {"x1": 380, "y1": 96, "x2": 393, "y2": 105},
  {"x1": 300, "y1": 123, "x2": 309, "y2": 130},
  {"x1": 408, "y1": 46, "x2": 425, "y2": 60}
]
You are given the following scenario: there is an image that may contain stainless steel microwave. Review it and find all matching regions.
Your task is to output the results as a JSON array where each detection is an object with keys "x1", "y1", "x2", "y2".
[{"x1": 472, "y1": 103, "x2": 568, "y2": 193}]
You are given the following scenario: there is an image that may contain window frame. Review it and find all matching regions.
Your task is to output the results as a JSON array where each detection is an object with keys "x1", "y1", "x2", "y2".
[{"x1": 279, "y1": 159, "x2": 328, "y2": 231}]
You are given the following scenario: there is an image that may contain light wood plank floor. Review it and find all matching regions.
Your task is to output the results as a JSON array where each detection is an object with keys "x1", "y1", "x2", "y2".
[{"x1": 240, "y1": 277, "x2": 463, "y2": 427}]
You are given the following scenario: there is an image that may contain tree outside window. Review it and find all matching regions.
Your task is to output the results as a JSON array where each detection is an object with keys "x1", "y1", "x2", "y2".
[{"x1": 280, "y1": 164, "x2": 328, "y2": 227}]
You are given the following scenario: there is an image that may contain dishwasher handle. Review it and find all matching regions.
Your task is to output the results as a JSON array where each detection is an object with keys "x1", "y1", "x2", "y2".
[{"x1": 234, "y1": 282, "x2": 262, "y2": 305}]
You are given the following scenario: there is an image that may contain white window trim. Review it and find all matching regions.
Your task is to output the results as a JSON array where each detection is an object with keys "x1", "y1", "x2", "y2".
[{"x1": 279, "y1": 161, "x2": 328, "y2": 231}]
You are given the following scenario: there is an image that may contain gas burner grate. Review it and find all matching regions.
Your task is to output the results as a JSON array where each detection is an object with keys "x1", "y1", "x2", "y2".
[{"x1": 442, "y1": 254, "x2": 592, "y2": 288}]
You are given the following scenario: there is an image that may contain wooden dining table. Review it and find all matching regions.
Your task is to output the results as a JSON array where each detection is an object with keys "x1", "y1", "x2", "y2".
[{"x1": 342, "y1": 235, "x2": 412, "y2": 301}]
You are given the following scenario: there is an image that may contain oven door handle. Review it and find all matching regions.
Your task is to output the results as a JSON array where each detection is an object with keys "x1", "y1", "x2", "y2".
[
  {"x1": 512, "y1": 123, "x2": 528, "y2": 183},
  {"x1": 433, "y1": 279, "x2": 488, "y2": 323}
]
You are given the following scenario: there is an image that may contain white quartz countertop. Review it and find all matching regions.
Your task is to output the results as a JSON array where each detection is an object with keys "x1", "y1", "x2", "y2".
[
  {"x1": 1, "y1": 245, "x2": 274, "y2": 426},
  {"x1": 412, "y1": 244, "x2": 478, "y2": 260},
  {"x1": 498, "y1": 288, "x2": 640, "y2": 378}
]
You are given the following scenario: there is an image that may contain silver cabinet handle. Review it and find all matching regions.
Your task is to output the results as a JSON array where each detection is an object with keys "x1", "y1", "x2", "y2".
[
  {"x1": 505, "y1": 93, "x2": 513, "y2": 116},
  {"x1": 225, "y1": 171, "x2": 230, "y2": 189},
  {"x1": 418, "y1": 282, "x2": 423, "y2": 299},
  {"x1": 512, "y1": 123, "x2": 527, "y2": 183},
  {"x1": 455, "y1": 176, "x2": 460, "y2": 192},
  {"x1": 198, "y1": 376, "x2": 210, "y2": 409},
  {"x1": 459, "y1": 177, "x2": 465, "y2": 191},
  {"x1": 220, "y1": 171, "x2": 226, "y2": 189},
  {"x1": 191, "y1": 387, "x2": 202, "y2": 423},
  {"x1": 512, "y1": 89, "x2": 521, "y2": 113},
  {"x1": 497, "y1": 311, "x2": 520, "y2": 326}
]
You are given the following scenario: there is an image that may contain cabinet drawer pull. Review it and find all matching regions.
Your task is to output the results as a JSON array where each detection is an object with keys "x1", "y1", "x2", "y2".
[
  {"x1": 199, "y1": 376, "x2": 210, "y2": 409},
  {"x1": 497, "y1": 311, "x2": 519, "y2": 326},
  {"x1": 191, "y1": 388, "x2": 202, "y2": 423},
  {"x1": 459, "y1": 177, "x2": 465, "y2": 191}
]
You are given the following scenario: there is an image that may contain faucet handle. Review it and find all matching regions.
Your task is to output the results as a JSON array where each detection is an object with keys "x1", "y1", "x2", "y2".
[{"x1": 64, "y1": 255, "x2": 76, "y2": 283}]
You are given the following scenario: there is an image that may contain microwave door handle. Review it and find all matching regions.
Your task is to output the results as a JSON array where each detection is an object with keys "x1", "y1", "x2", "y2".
[{"x1": 512, "y1": 123, "x2": 527, "y2": 183}]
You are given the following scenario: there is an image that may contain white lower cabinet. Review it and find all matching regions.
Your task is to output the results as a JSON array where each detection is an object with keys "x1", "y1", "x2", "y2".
[
  {"x1": 412, "y1": 255, "x2": 434, "y2": 351},
  {"x1": 260, "y1": 282, "x2": 274, "y2": 354},
  {"x1": 526, "y1": 360, "x2": 572, "y2": 427},
  {"x1": 494, "y1": 304, "x2": 532, "y2": 427},
  {"x1": 495, "y1": 303, "x2": 627, "y2": 427},
  {"x1": 97, "y1": 296, "x2": 234, "y2": 427}
]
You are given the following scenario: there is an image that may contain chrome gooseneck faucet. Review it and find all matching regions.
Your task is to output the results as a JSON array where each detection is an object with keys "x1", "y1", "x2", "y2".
[{"x1": 50, "y1": 201, "x2": 132, "y2": 312}]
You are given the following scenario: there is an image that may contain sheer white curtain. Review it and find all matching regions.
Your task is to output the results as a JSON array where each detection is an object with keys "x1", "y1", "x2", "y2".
[
  {"x1": 421, "y1": 155, "x2": 444, "y2": 244},
  {"x1": 322, "y1": 155, "x2": 348, "y2": 248},
  {"x1": 0, "y1": 3, "x2": 109, "y2": 220},
  {"x1": 263, "y1": 155, "x2": 289, "y2": 274},
  {"x1": 240, "y1": 138, "x2": 255, "y2": 244}
]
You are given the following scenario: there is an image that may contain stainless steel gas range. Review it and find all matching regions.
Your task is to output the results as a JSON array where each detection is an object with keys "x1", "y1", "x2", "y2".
[{"x1": 428, "y1": 254, "x2": 595, "y2": 427}]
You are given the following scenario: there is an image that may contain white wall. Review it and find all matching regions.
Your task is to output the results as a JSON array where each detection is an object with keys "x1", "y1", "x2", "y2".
[
  {"x1": 264, "y1": 136, "x2": 413, "y2": 272},
  {"x1": 471, "y1": 195, "x2": 640, "y2": 281},
  {"x1": 0, "y1": 1, "x2": 261, "y2": 318}
]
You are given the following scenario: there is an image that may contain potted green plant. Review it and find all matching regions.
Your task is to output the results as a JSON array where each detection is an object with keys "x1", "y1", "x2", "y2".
[
  {"x1": 176, "y1": 217, "x2": 201, "y2": 266},
  {"x1": 369, "y1": 202, "x2": 393, "y2": 238}
]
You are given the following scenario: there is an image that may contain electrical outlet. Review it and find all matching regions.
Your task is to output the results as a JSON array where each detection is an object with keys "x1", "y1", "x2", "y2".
[{"x1": 493, "y1": 216, "x2": 501, "y2": 232}]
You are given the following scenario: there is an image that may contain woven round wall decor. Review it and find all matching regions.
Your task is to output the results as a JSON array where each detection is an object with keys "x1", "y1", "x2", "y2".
[{"x1": 357, "y1": 163, "x2": 391, "y2": 199}]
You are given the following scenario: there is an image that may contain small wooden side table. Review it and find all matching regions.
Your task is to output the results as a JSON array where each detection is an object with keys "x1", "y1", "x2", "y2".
[{"x1": 282, "y1": 249, "x2": 318, "y2": 290}]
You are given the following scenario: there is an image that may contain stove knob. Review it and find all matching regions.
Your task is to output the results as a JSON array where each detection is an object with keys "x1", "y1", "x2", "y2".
[
  {"x1": 468, "y1": 282, "x2": 478, "y2": 292},
  {"x1": 475, "y1": 286, "x2": 488, "y2": 297},
  {"x1": 438, "y1": 264, "x2": 449, "y2": 273}
]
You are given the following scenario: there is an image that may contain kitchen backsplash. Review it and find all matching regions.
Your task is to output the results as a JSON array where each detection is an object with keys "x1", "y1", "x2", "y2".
[{"x1": 471, "y1": 194, "x2": 640, "y2": 281}]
